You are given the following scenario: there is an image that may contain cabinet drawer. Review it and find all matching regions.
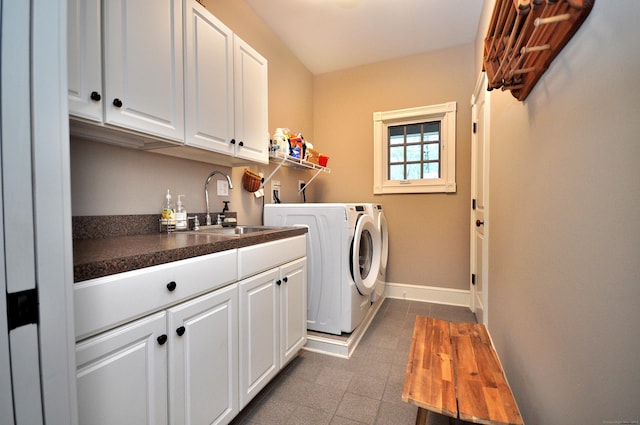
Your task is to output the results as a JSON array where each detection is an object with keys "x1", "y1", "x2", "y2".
[
  {"x1": 75, "y1": 250, "x2": 237, "y2": 340},
  {"x1": 238, "y1": 235, "x2": 306, "y2": 279}
]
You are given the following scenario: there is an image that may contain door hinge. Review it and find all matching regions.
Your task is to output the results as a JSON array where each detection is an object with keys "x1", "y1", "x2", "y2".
[
  {"x1": 472, "y1": 199, "x2": 476, "y2": 210},
  {"x1": 471, "y1": 274, "x2": 476, "y2": 285},
  {"x1": 7, "y1": 288, "x2": 39, "y2": 331},
  {"x1": 473, "y1": 122, "x2": 477, "y2": 134}
]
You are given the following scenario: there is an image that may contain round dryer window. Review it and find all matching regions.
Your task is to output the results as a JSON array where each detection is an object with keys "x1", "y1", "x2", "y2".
[{"x1": 351, "y1": 214, "x2": 381, "y2": 295}]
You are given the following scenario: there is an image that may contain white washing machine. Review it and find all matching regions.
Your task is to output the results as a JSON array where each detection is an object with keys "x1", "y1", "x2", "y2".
[
  {"x1": 264, "y1": 203, "x2": 381, "y2": 335},
  {"x1": 365, "y1": 204, "x2": 388, "y2": 303}
]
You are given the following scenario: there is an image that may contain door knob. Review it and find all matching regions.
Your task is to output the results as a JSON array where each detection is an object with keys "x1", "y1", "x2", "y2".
[
  {"x1": 157, "y1": 334, "x2": 168, "y2": 345},
  {"x1": 176, "y1": 326, "x2": 186, "y2": 336},
  {"x1": 90, "y1": 91, "x2": 101, "y2": 101},
  {"x1": 112, "y1": 98, "x2": 123, "y2": 108},
  {"x1": 475, "y1": 219, "x2": 484, "y2": 227}
]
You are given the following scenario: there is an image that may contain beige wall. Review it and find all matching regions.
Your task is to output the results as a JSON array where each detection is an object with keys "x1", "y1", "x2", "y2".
[
  {"x1": 477, "y1": 1, "x2": 640, "y2": 423},
  {"x1": 71, "y1": 0, "x2": 316, "y2": 224},
  {"x1": 312, "y1": 45, "x2": 475, "y2": 290}
]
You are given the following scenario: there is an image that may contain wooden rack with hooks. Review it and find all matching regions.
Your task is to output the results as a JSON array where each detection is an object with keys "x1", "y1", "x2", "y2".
[{"x1": 484, "y1": 0, "x2": 594, "y2": 101}]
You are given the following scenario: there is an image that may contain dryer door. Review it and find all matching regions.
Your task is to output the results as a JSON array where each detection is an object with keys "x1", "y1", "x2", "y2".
[{"x1": 351, "y1": 215, "x2": 381, "y2": 295}]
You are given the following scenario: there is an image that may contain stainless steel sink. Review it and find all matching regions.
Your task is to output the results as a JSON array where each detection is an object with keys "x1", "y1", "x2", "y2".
[{"x1": 185, "y1": 225, "x2": 275, "y2": 236}]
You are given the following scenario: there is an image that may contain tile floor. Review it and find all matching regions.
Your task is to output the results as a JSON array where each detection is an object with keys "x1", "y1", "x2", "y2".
[{"x1": 230, "y1": 298, "x2": 477, "y2": 425}]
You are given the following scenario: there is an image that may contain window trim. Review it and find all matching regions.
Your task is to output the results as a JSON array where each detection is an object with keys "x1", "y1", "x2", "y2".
[{"x1": 373, "y1": 102, "x2": 457, "y2": 194}]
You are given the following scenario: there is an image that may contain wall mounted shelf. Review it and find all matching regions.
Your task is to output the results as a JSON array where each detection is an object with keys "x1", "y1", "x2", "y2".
[
  {"x1": 484, "y1": 0, "x2": 594, "y2": 101},
  {"x1": 262, "y1": 151, "x2": 331, "y2": 193}
]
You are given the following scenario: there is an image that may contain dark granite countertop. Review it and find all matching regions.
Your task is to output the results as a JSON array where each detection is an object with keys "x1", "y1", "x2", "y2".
[{"x1": 73, "y1": 227, "x2": 307, "y2": 282}]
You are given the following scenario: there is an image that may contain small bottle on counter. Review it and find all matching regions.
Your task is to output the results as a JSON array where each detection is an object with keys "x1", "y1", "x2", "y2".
[
  {"x1": 175, "y1": 195, "x2": 187, "y2": 230},
  {"x1": 161, "y1": 189, "x2": 176, "y2": 228}
]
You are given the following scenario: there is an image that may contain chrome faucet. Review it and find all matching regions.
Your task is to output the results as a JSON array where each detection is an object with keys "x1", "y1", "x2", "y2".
[{"x1": 204, "y1": 170, "x2": 233, "y2": 226}]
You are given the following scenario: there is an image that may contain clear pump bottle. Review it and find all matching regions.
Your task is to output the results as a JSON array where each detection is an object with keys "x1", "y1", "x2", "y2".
[
  {"x1": 175, "y1": 195, "x2": 187, "y2": 230},
  {"x1": 161, "y1": 189, "x2": 176, "y2": 227}
]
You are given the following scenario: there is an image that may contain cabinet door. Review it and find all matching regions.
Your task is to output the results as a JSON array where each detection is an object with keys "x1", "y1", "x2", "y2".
[
  {"x1": 184, "y1": 0, "x2": 234, "y2": 155},
  {"x1": 103, "y1": 0, "x2": 184, "y2": 141},
  {"x1": 167, "y1": 284, "x2": 239, "y2": 425},
  {"x1": 239, "y1": 268, "x2": 279, "y2": 407},
  {"x1": 233, "y1": 35, "x2": 269, "y2": 164},
  {"x1": 280, "y1": 258, "x2": 307, "y2": 367},
  {"x1": 67, "y1": 0, "x2": 102, "y2": 121},
  {"x1": 76, "y1": 312, "x2": 168, "y2": 425}
]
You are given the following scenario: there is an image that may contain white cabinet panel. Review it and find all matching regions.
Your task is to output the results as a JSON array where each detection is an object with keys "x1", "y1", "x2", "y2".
[
  {"x1": 233, "y1": 35, "x2": 269, "y2": 164},
  {"x1": 76, "y1": 312, "x2": 168, "y2": 425},
  {"x1": 280, "y1": 258, "x2": 307, "y2": 367},
  {"x1": 67, "y1": 0, "x2": 102, "y2": 122},
  {"x1": 184, "y1": 0, "x2": 234, "y2": 154},
  {"x1": 102, "y1": 0, "x2": 184, "y2": 141},
  {"x1": 238, "y1": 235, "x2": 306, "y2": 279},
  {"x1": 239, "y1": 268, "x2": 279, "y2": 407},
  {"x1": 167, "y1": 283, "x2": 238, "y2": 425}
]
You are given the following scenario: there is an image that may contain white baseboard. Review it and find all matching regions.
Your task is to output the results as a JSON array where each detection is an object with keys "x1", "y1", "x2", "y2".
[{"x1": 385, "y1": 282, "x2": 470, "y2": 307}]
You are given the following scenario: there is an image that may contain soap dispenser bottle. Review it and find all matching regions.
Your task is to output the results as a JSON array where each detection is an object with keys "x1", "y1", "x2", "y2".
[
  {"x1": 161, "y1": 189, "x2": 176, "y2": 229},
  {"x1": 175, "y1": 195, "x2": 187, "y2": 230}
]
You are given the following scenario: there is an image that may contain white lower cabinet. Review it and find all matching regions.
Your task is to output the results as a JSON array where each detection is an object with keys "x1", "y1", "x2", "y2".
[
  {"x1": 76, "y1": 285, "x2": 238, "y2": 425},
  {"x1": 280, "y1": 258, "x2": 307, "y2": 367},
  {"x1": 168, "y1": 283, "x2": 238, "y2": 425},
  {"x1": 239, "y1": 257, "x2": 307, "y2": 408},
  {"x1": 75, "y1": 236, "x2": 307, "y2": 424},
  {"x1": 76, "y1": 311, "x2": 168, "y2": 425},
  {"x1": 239, "y1": 268, "x2": 280, "y2": 407}
]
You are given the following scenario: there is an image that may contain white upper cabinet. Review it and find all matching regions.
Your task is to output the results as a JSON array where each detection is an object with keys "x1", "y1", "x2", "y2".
[
  {"x1": 68, "y1": 0, "x2": 184, "y2": 142},
  {"x1": 183, "y1": 3, "x2": 269, "y2": 164},
  {"x1": 103, "y1": 0, "x2": 184, "y2": 141},
  {"x1": 68, "y1": 0, "x2": 268, "y2": 164},
  {"x1": 184, "y1": 0, "x2": 234, "y2": 155},
  {"x1": 67, "y1": 0, "x2": 102, "y2": 122},
  {"x1": 233, "y1": 35, "x2": 269, "y2": 164}
]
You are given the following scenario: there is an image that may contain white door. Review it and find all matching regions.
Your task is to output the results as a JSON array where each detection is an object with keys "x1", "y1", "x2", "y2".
[
  {"x1": 167, "y1": 283, "x2": 239, "y2": 425},
  {"x1": 233, "y1": 35, "x2": 269, "y2": 164},
  {"x1": 184, "y1": 0, "x2": 235, "y2": 154},
  {"x1": 470, "y1": 73, "x2": 491, "y2": 325},
  {"x1": 76, "y1": 312, "x2": 168, "y2": 425},
  {"x1": 239, "y1": 268, "x2": 279, "y2": 407},
  {"x1": 103, "y1": 0, "x2": 184, "y2": 141},
  {"x1": 2, "y1": 1, "x2": 75, "y2": 423},
  {"x1": 279, "y1": 258, "x2": 307, "y2": 367}
]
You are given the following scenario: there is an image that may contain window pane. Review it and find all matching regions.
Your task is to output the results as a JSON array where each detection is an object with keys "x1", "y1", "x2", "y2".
[
  {"x1": 406, "y1": 123, "x2": 421, "y2": 144},
  {"x1": 390, "y1": 146, "x2": 404, "y2": 163},
  {"x1": 407, "y1": 164, "x2": 421, "y2": 180},
  {"x1": 390, "y1": 164, "x2": 405, "y2": 180},
  {"x1": 423, "y1": 143, "x2": 439, "y2": 160},
  {"x1": 407, "y1": 145, "x2": 421, "y2": 161},
  {"x1": 423, "y1": 163, "x2": 439, "y2": 179},
  {"x1": 389, "y1": 126, "x2": 404, "y2": 145},
  {"x1": 424, "y1": 121, "x2": 440, "y2": 142}
]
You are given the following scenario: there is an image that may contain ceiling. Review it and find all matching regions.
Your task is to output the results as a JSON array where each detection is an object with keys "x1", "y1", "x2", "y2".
[{"x1": 245, "y1": 0, "x2": 485, "y2": 75}]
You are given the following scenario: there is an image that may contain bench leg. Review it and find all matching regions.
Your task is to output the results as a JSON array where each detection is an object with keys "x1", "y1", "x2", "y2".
[{"x1": 415, "y1": 407, "x2": 429, "y2": 425}]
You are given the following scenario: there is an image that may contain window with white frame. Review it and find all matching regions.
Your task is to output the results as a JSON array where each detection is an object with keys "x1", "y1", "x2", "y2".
[{"x1": 373, "y1": 102, "x2": 457, "y2": 194}]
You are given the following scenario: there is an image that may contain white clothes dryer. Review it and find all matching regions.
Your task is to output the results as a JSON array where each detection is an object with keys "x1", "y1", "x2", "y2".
[
  {"x1": 264, "y1": 203, "x2": 381, "y2": 335},
  {"x1": 365, "y1": 204, "x2": 388, "y2": 303}
]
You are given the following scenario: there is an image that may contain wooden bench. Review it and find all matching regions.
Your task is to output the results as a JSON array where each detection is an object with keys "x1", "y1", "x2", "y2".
[{"x1": 402, "y1": 316, "x2": 523, "y2": 425}]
